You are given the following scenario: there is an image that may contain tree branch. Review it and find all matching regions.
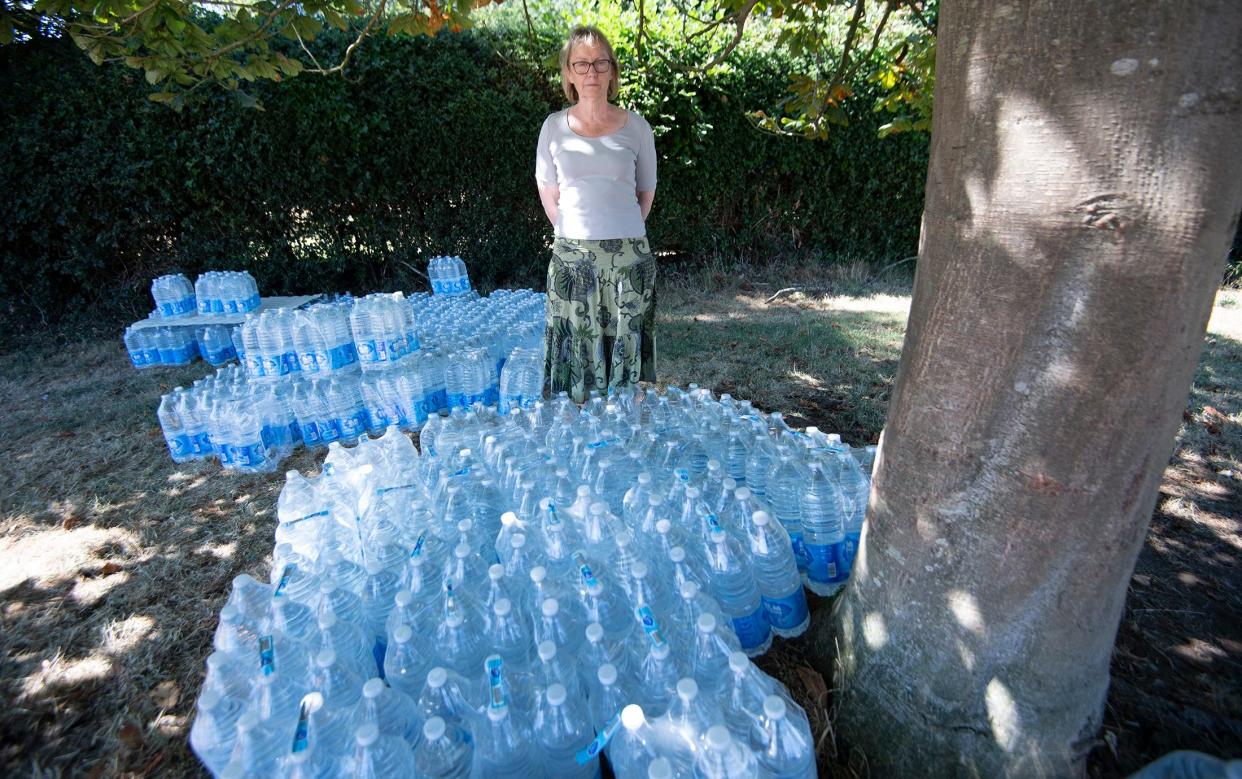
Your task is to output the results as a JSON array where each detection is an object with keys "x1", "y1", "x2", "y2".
[
  {"x1": 829, "y1": 0, "x2": 866, "y2": 91},
  {"x1": 699, "y1": 0, "x2": 759, "y2": 71},
  {"x1": 843, "y1": 0, "x2": 893, "y2": 85},
  {"x1": 902, "y1": 0, "x2": 936, "y2": 34},
  {"x1": 520, "y1": 0, "x2": 537, "y2": 53},
  {"x1": 303, "y1": 0, "x2": 388, "y2": 76}
]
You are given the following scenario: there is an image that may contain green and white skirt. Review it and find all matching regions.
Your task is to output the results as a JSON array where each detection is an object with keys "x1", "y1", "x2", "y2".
[{"x1": 544, "y1": 236, "x2": 658, "y2": 403}]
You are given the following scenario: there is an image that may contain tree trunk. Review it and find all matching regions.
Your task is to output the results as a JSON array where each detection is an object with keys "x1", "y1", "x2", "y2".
[{"x1": 830, "y1": 1, "x2": 1242, "y2": 776}]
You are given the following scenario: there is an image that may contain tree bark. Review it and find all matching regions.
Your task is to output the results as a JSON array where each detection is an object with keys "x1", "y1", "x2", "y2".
[{"x1": 830, "y1": 1, "x2": 1242, "y2": 776}]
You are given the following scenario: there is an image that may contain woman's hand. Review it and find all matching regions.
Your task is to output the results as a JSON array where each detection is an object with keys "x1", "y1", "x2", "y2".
[{"x1": 538, "y1": 184, "x2": 560, "y2": 228}]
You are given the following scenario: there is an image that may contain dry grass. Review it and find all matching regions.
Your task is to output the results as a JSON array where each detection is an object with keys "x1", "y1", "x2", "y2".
[{"x1": 0, "y1": 278, "x2": 1237, "y2": 777}]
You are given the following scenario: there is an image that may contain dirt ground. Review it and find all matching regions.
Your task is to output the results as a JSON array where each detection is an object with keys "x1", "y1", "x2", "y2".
[{"x1": 0, "y1": 275, "x2": 1237, "y2": 777}]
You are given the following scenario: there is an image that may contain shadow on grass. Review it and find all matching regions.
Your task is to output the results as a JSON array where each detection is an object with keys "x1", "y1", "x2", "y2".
[
  {"x1": 0, "y1": 339, "x2": 317, "y2": 777},
  {"x1": 1091, "y1": 331, "x2": 1242, "y2": 777},
  {"x1": 658, "y1": 300, "x2": 907, "y2": 445}
]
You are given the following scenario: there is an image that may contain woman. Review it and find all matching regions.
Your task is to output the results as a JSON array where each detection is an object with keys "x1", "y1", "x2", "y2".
[{"x1": 536, "y1": 25, "x2": 659, "y2": 404}]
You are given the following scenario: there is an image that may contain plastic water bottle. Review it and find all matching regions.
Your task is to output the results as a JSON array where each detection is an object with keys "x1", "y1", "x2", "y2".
[
  {"x1": 158, "y1": 390, "x2": 193, "y2": 463},
  {"x1": 344, "y1": 722, "x2": 417, "y2": 776},
  {"x1": 800, "y1": 460, "x2": 849, "y2": 596},
  {"x1": 534, "y1": 683, "x2": 598, "y2": 779},
  {"x1": 746, "y1": 511, "x2": 810, "y2": 638},
  {"x1": 753, "y1": 695, "x2": 816, "y2": 778},
  {"x1": 704, "y1": 529, "x2": 772, "y2": 657},
  {"x1": 499, "y1": 347, "x2": 545, "y2": 413},
  {"x1": 693, "y1": 724, "x2": 758, "y2": 778},
  {"x1": 413, "y1": 716, "x2": 473, "y2": 778},
  {"x1": 151, "y1": 273, "x2": 196, "y2": 318},
  {"x1": 474, "y1": 693, "x2": 540, "y2": 777}
]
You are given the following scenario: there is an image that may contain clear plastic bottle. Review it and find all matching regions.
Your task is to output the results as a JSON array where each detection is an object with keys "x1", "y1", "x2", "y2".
[
  {"x1": 746, "y1": 510, "x2": 810, "y2": 639},
  {"x1": 799, "y1": 460, "x2": 849, "y2": 596},
  {"x1": 534, "y1": 683, "x2": 598, "y2": 779},
  {"x1": 345, "y1": 722, "x2": 417, "y2": 777},
  {"x1": 752, "y1": 695, "x2": 816, "y2": 778},
  {"x1": 413, "y1": 716, "x2": 473, "y2": 778},
  {"x1": 704, "y1": 529, "x2": 772, "y2": 657},
  {"x1": 692, "y1": 724, "x2": 758, "y2": 779}
]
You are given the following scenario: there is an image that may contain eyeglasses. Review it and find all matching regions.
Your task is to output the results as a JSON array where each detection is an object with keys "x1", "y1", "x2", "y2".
[{"x1": 570, "y1": 58, "x2": 614, "y2": 75}]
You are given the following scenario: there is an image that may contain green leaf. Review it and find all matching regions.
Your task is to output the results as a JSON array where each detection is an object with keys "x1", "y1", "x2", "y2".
[
  {"x1": 323, "y1": 8, "x2": 347, "y2": 30},
  {"x1": 147, "y1": 91, "x2": 177, "y2": 103},
  {"x1": 145, "y1": 67, "x2": 167, "y2": 84}
]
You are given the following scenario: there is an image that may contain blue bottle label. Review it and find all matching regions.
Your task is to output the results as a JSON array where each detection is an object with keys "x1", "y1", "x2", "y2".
[
  {"x1": 576, "y1": 711, "x2": 621, "y2": 765},
  {"x1": 410, "y1": 532, "x2": 427, "y2": 558},
  {"x1": 635, "y1": 605, "x2": 667, "y2": 648},
  {"x1": 239, "y1": 443, "x2": 267, "y2": 468},
  {"x1": 291, "y1": 698, "x2": 311, "y2": 752},
  {"x1": 805, "y1": 540, "x2": 846, "y2": 584},
  {"x1": 486, "y1": 656, "x2": 506, "y2": 709},
  {"x1": 731, "y1": 605, "x2": 771, "y2": 650},
  {"x1": 573, "y1": 552, "x2": 600, "y2": 590},
  {"x1": 258, "y1": 634, "x2": 276, "y2": 675},
  {"x1": 274, "y1": 564, "x2": 295, "y2": 597},
  {"x1": 762, "y1": 587, "x2": 809, "y2": 630},
  {"x1": 790, "y1": 533, "x2": 812, "y2": 572},
  {"x1": 300, "y1": 420, "x2": 321, "y2": 446},
  {"x1": 168, "y1": 434, "x2": 190, "y2": 458},
  {"x1": 842, "y1": 533, "x2": 860, "y2": 573}
]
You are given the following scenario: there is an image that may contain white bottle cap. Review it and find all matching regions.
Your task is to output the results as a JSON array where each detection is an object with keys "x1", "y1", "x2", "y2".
[
  {"x1": 538, "y1": 640, "x2": 556, "y2": 661},
  {"x1": 648, "y1": 757, "x2": 672, "y2": 779},
  {"x1": 393, "y1": 624, "x2": 413, "y2": 643},
  {"x1": 764, "y1": 695, "x2": 788, "y2": 720},
  {"x1": 697, "y1": 613, "x2": 717, "y2": 633},
  {"x1": 422, "y1": 717, "x2": 446, "y2": 741},
  {"x1": 427, "y1": 667, "x2": 447, "y2": 688},
  {"x1": 530, "y1": 566, "x2": 547, "y2": 583},
  {"x1": 597, "y1": 663, "x2": 617, "y2": 686},
  {"x1": 362, "y1": 678, "x2": 384, "y2": 699},
  {"x1": 705, "y1": 724, "x2": 731, "y2": 752},
  {"x1": 585, "y1": 623, "x2": 604, "y2": 643},
  {"x1": 488, "y1": 564, "x2": 504, "y2": 581},
  {"x1": 621, "y1": 703, "x2": 646, "y2": 730},
  {"x1": 355, "y1": 723, "x2": 380, "y2": 747},
  {"x1": 494, "y1": 598, "x2": 512, "y2": 617},
  {"x1": 753, "y1": 510, "x2": 771, "y2": 527},
  {"x1": 542, "y1": 598, "x2": 560, "y2": 617},
  {"x1": 676, "y1": 678, "x2": 699, "y2": 700},
  {"x1": 546, "y1": 683, "x2": 567, "y2": 706},
  {"x1": 728, "y1": 652, "x2": 749, "y2": 673}
]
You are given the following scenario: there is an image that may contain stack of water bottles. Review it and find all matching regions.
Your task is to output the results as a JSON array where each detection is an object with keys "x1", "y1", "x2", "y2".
[
  {"x1": 124, "y1": 324, "x2": 239, "y2": 369},
  {"x1": 196, "y1": 271, "x2": 261, "y2": 315},
  {"x1": 157, "y1": 365, "x2": 301, "y2": 472},
  {"x1": 151, "y1": 273, "x2": 197, "y2": 318},
  {"x1": 158, "y1": 288, "x2": 548, "y2": 471},
  {"x1": 427, "y1": 256, "x2": 473, "y2": 296},
  {"x1": 190, "y1": 385, "x2": 872, "y2": 777}
]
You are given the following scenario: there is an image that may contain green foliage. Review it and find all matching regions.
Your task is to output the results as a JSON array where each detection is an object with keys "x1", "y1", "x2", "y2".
[{"x1": 0, "y1": 24, "x2": 928, "y2": 331}]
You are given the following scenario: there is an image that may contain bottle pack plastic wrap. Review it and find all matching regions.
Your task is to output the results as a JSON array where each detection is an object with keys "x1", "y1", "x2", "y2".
[{"x1": 191, "y1": 386, "x2": 869, "y2": 776}]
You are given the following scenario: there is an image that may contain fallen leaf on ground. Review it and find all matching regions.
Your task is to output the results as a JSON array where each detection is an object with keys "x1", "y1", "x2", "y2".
[
  {"x1": 117, "y1": 722, "x2": 143, "y2": 751},
  {"x1": 795, "y1": 665, "x2": 829, "y2": 709}
]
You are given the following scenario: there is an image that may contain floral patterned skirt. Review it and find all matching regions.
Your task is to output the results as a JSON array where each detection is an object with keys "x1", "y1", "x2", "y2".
[{"x1": 544, "y1": 236, "x2": 658, "y2": 403}]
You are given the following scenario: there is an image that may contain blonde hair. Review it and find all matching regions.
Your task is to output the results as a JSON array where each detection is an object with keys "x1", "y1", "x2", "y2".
[{"x1": 559, "y1": 25, "x2": 620, "y2": 102}]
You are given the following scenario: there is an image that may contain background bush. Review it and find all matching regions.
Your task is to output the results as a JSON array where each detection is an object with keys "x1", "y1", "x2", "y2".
[{"x1": 0, "y1": 21, "x2": 930, "y2": 335}]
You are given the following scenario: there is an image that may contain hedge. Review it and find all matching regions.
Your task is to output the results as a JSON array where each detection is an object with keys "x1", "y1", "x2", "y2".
[{"x1": 0, "y1": 28, "x2": 929, "y2": 333}]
